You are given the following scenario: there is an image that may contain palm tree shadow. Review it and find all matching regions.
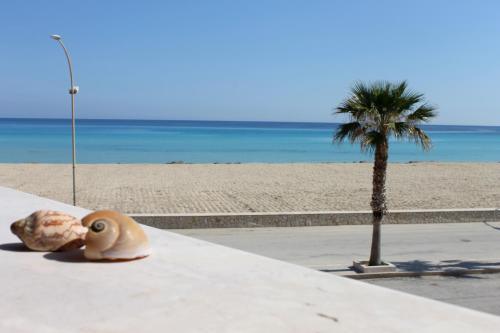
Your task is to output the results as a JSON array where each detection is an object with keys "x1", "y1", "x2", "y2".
[
  {"x1": 392, "y1": 259, "x2": 500, "y2": 279},
  {"x1": 393, "y1": 260, "x2": 434, "y2": 273},
  {"x1": 0, "y1": 242, "x2": 30, "y2": 252},
  {"x1": 483, "y1": 222, "x2": 500, "y2": 231},
  {"x1": 320, "y1": 268, "x2": 353, "y2": 273}
]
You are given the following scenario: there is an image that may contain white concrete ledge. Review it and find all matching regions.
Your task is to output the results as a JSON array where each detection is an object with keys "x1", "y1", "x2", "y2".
[{"x1": 1, "y1": 186, "x2": 500, "y2": 332}]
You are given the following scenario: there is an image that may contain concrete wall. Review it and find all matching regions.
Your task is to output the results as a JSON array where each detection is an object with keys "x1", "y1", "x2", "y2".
[{"x1": 132, "y1": 208, "x2": 500, "y2": 229}]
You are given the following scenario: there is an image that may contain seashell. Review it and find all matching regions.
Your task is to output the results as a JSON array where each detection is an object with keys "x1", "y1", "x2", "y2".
[
  {"x1": 10, "y1": 210, "x2": 88, "y2": 251},
  {"x1": 81, "y1": 210, "x2": 151, "y2": 261}
]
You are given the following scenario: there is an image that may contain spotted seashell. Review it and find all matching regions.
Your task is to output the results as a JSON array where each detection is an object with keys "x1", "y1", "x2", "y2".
[
  {"x1": 82, "y1": 210, "x2": 151, "y2": 261},
  {"x1": 10, "y1": 210, "x2": 88, "y2": 251}
]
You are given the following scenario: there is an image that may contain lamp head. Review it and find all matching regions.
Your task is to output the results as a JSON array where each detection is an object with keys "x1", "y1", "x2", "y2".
[{"x1": 50, "y1": 34, "x2": 61, "y2": 41}]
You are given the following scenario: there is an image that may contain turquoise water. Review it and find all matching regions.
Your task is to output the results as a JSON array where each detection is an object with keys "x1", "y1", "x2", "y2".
[{"x1": 0, "y1": 118, "x2": 499, "y2": 163}]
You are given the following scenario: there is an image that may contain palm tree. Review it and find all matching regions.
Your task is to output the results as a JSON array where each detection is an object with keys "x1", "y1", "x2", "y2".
[{"x1": 333, "y1": 81, "x2": 437, "y2": 266}]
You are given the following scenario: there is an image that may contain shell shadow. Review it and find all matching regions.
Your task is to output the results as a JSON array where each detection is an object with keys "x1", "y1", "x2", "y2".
[
  {"x1": 43, "y1": 249, "x2": 88, "y2": 263},
  {"x1": 0, "y1": 243, "x2": 142, "y2": 264},
  {"x1": 43, "y1": 249, "x2": 137, "y2": 263},
  {"x1": 0, "y1": 242, "x2": 30, "y2": 252}
]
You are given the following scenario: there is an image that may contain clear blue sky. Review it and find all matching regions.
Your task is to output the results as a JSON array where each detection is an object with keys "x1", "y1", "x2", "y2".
[{"x1": 1, "y1": 0, "x2": 499, "y2": 125}]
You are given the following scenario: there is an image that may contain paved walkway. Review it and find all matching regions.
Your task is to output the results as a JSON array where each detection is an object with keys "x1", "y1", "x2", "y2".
[
  {"x1": 173, "y1": 222, "x2": 500, "y2": 271},
  {"x1": 366, "y1": 275, "x2": 500, "y2": 316}
]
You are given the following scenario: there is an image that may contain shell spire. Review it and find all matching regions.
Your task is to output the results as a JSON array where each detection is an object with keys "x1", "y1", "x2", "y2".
[
  {"x1": 81, "y1": 210, "x2": 151, "y2": 261},
  {"x1": 10, "y1": 210, "x2": 87, "y2": 251}
]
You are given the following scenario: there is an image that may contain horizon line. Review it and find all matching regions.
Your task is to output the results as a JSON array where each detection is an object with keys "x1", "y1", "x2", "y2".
[{"x1": 0, "y1": 117, "x2": 499, "y2": 128}]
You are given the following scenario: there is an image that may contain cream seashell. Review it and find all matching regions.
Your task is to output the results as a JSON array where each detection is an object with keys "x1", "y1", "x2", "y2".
[
  {"x1": 10, "y1": 210, "x2": 88, "y2": 251},
  {"x1": 82, "y1": 210, "x2": 151, "y2": 261}
]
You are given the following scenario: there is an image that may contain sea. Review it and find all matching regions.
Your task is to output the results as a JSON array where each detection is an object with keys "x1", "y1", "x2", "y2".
[{"x1": 0, "y1": 118, "x2": 499, "y2": 163}]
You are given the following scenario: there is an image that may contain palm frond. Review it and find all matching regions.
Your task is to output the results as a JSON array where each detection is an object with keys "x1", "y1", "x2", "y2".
[
  {"x1": 387, "y1": 121, "x2": 410, "y2": 139},
  {"x1": 408, "y1": 126, "x2": 432, "y2": 151},
  {"x1": 333, "y1": 121, "x2": 364, "y2": 144},
  {"x1": 392, "y1": 81, "x2": 408, "y2": 98},
  {"x1": 335, "y1": 81, "x2": 380, "y2": 121},
  {"x1": 407, "y1": 104, "x2": 437, "y2": 123},
  {"x1": 333, "y1": 80, "x2": 437, "y2": 153}
]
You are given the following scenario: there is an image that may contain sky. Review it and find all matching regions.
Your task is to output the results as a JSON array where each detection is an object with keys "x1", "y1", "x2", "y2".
[{"x1": 1, "y1": 0, "x2": 500, "y2": 125}]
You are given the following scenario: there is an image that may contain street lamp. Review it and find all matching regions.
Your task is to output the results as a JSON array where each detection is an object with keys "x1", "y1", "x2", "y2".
[{"x1": 50, "y1": 34, "x2": 79, "y2": 206}]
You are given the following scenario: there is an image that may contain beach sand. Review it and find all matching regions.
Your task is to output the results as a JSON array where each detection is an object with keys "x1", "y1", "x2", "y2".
[{"x1": 0, "y1": 163, "x2": 498, "y2": 214}]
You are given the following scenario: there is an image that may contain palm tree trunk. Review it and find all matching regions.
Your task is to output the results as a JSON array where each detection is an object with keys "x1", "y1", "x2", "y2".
[{"x1": 368, "y1": 139, "x2": 389, "y2": 266}]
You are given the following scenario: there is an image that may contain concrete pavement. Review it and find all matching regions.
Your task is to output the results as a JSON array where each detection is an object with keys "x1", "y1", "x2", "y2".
[
  {"x1": 172, "y1": 222, "x2": 500, "y2": 271},
  {"x1": 366, "y1": 275, "x2": 500, "y2": 316}
]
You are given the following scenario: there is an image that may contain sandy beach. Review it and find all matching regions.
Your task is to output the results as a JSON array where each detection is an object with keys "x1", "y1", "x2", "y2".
[{"x1": 0, "y1": 163, "x2": 498, "y2": 214}]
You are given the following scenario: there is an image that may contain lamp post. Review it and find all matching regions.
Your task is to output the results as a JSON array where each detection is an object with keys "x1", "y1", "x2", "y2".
[{"x1": 50, "y1": 34, "x2": 78, "y2": 206}]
